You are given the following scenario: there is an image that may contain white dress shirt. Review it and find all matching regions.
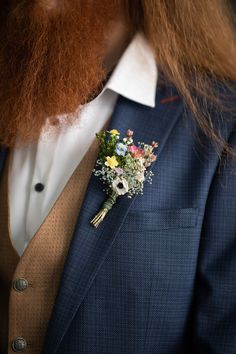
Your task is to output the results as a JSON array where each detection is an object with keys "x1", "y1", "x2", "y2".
[{"x1": 9, "y1": 32, "x2": 158, "y2": 256}]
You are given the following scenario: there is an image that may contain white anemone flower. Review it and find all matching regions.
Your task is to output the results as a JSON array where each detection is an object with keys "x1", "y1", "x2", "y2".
[{"x1": 112, "y1": 177, "x2": 129, "y2": 195}]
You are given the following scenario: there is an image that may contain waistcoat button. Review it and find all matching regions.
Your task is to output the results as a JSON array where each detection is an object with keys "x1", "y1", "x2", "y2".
[
  {"x1": 13, "y1": 278, "x2": 29, "y2": 292},
  {"x1": 11, "y1": 337, "x2": 27, "y2": 352}
]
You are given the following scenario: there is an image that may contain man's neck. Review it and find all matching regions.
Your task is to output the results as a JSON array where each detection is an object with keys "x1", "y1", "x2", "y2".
[{"x1": 103, "y1": 19, "x2": 133, "y2": 73}]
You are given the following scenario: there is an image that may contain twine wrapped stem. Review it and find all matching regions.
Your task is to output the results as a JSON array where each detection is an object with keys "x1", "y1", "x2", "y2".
[{"x1": 91, "y1": 191, "x2": 118, "y2": 228}]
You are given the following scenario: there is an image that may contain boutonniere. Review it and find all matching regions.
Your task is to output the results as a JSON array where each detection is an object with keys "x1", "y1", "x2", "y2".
[{"x1": 91, "y1": 129, "x2": 158, "y2": 228}]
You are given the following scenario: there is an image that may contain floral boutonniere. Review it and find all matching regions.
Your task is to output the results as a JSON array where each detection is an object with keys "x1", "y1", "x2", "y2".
[{"x1": 91, "y1": 129, "x2": 158, "y2": 228}]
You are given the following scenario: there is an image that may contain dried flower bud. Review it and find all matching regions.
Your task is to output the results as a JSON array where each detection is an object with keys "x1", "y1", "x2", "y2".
[
  {"x1": 151, "y1": 141, "x2": 159, "y2": 148},
  {"x1": 126, "y1": 129, "x2": 134, "y2": 137}
]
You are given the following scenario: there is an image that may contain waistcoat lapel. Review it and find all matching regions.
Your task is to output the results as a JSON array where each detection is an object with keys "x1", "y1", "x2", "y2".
[{"x1": 43, "y1": 84, "x2": 184, "y2": 353}]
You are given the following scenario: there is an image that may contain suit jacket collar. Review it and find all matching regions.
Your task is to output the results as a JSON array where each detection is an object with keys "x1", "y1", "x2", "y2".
[{"x1": 42, "y1": 83, "x2": 184, "y2": 353}]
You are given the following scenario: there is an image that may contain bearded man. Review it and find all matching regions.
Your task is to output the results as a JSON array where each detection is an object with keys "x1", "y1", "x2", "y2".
[{"x1": 1, "y1": 0, "x2": 236, "y2": 353}]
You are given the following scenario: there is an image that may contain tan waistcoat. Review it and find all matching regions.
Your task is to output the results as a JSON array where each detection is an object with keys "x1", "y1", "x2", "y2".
[{"x1": 0, "y1": 139, "x2": 99, "y2": 353}]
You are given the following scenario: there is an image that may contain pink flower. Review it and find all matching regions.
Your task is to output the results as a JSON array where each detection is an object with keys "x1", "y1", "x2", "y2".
[
  {"x1": 128, "y1": 145, "x2": 138, "y2": 153},
  {"x1": 128, "y1": 145, "x2": 145, "y2": 158}
]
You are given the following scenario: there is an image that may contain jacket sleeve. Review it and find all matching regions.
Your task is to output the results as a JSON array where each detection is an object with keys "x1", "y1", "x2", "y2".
[{"x1": 192, "y1": 128, "x2": 236, "y2": 353}]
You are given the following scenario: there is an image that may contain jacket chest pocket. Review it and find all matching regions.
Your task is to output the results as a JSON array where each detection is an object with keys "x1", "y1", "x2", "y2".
[
  {"x1": 120, "y1": 207, "x2": 199, "y2": 233},
  {"x1": 106, "y1": 207, "x2": 200, "y2": 294}
]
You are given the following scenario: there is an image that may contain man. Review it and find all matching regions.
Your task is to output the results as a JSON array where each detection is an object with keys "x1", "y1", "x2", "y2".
[{"x1": 0, "y1": 0, "x2": 236, "y2": 353}]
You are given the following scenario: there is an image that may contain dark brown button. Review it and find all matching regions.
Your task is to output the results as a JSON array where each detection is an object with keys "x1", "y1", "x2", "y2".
[
  {"x1": 13, "y1": 278, "x2": 28, "y2": 292},
  {"x1": 11, "y1": 337, "x2": 27, "y2": 352}
]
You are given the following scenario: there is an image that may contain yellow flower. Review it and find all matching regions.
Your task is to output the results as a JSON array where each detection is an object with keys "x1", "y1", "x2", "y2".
[
  {"x1": 109, "y1": 129, "x2": 120, "y2": 135},
  {"x1": 105, "y1": 156, "x2": 119, "y2": 169}
]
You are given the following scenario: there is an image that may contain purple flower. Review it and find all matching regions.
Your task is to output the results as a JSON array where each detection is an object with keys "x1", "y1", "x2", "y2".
[
  {"x1": 115, "y1": 167, "x2": 124, "y2": 176},
  {"x1": 115, "y1": 142, "x2": 127, "y2": 156}
]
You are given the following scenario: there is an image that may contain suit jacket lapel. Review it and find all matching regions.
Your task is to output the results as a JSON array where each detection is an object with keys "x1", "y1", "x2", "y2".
[{"x1": 43, "y1": 84, "x2": 184, "y2": 353}]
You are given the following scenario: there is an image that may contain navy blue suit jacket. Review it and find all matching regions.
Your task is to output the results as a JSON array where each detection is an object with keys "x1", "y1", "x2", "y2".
[{"x1": 1, "y1": 80, "x2": 236, "y2": 353}]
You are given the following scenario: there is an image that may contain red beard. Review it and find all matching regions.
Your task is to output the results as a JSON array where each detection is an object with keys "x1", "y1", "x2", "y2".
[{"x1": 0, "y1": 0, "x2": 121, "y2": 146}]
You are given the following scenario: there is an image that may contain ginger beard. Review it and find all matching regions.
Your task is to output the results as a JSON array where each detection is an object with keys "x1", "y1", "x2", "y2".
[{"x1": 0, "y1": 0, "x2": 121, "y2": 147}]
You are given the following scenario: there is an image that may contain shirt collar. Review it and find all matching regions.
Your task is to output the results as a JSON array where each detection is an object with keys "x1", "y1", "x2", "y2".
[{"x1": 106, "y1": 32, "x2": 158, "y2": 108}]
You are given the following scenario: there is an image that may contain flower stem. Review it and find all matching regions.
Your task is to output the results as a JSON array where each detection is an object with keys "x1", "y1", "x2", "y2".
[{"x1": 91, "y1": 191, "x2": 118, "y2": 228}]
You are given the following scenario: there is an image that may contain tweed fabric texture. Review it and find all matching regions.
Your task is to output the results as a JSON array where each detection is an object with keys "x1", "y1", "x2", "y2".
[{"x1": 0, "y1": 138, "x2": 99, "y2": 353}]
